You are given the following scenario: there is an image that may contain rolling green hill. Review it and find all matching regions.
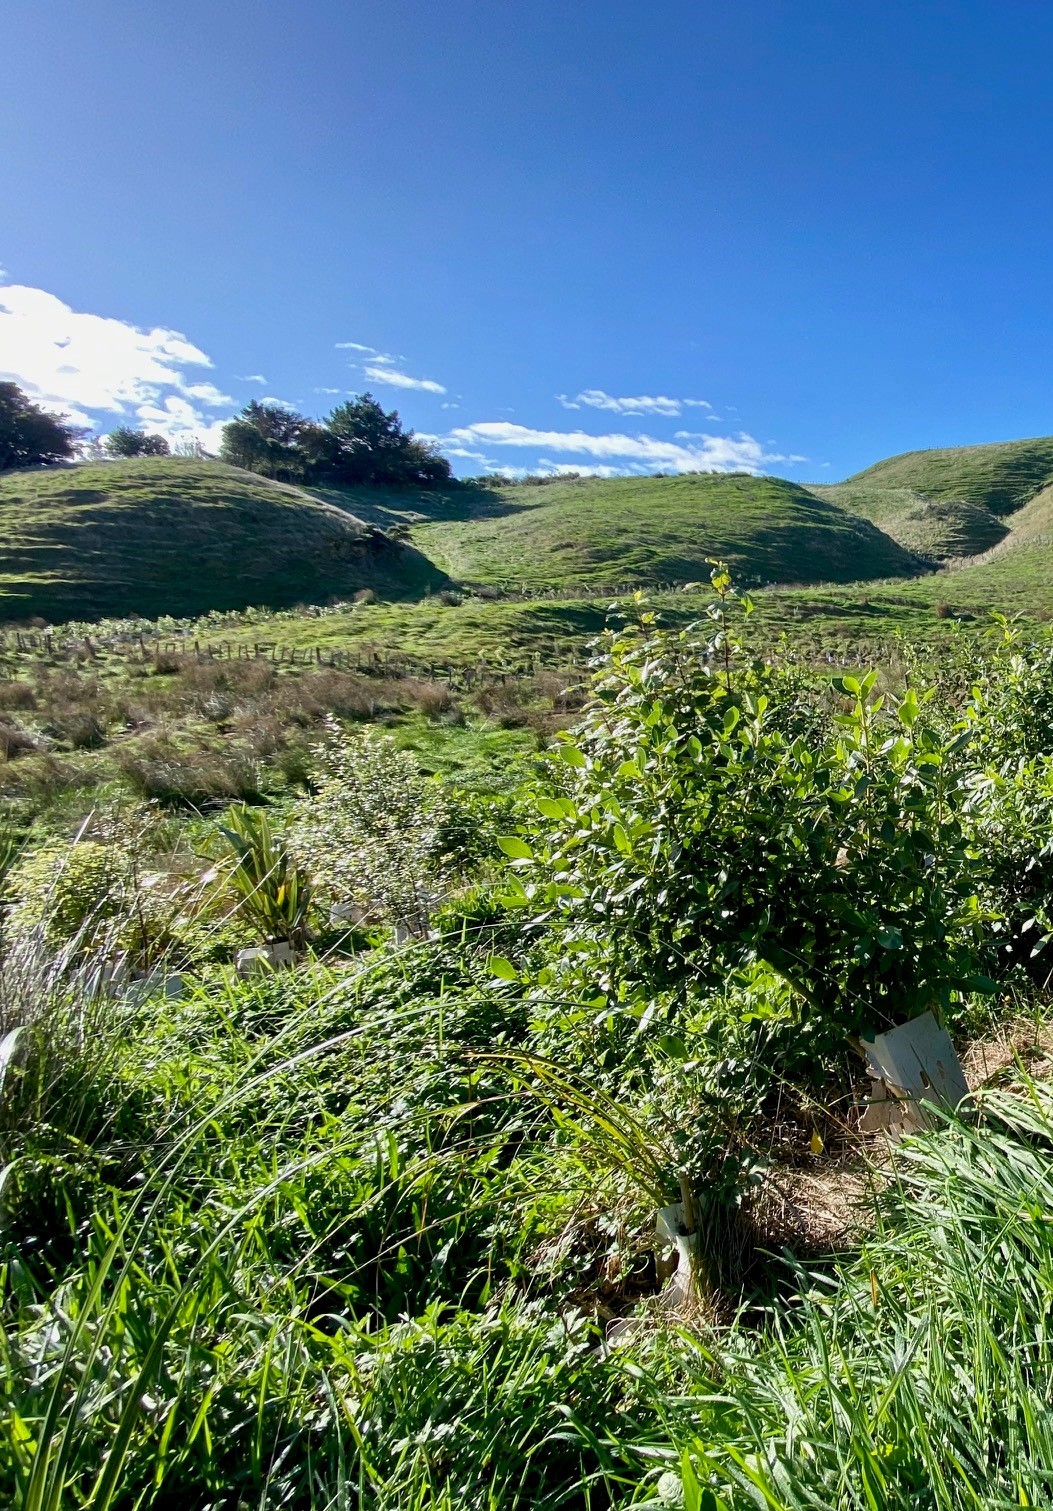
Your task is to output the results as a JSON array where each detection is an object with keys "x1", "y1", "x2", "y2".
[
  {"x1": 806, "y1": 436, "x2": 1053, "y2": 561},
  {"x1": 806, "y1": 481, "x2": 1011, "y2": 560},
  {"x1": 842, "y1": 435, "x2": 1053, "y2": 512},
  {"x1": 355, "y1": 472, "x2": 926, "y2": 591},
  {"x1": 0, "y1": 462, "x2": 927, "y2": 623},
  {"x1": 8, "y1": 438, "x2": 1053, "y2": 629},
  {"x1": 0, "y1": 459, "x2": 446, "y2": 622}
]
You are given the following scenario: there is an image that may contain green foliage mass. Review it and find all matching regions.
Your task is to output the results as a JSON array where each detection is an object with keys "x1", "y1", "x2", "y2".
[
  {"x1": 0, "y1": 382, "x2": 80, "y2": 473},
  {"x1": 5, "y1": 837, "x2": 129, "y2": 947},
  {"x1": 515, "y1": 572, "x2": 991, "y2": 1038},
  {"x1": 11, "y1": 549, "x2": 1053, "y2": 1505},
  {"x1": 220, "y1": 393, "x2": 451, "y2": 488},
  {"x1": 102, "y1": 427, "x2": 170, "y2": 458}
]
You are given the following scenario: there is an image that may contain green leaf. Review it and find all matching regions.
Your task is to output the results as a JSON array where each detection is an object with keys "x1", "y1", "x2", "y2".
[
  {"x1": 536, "y1": 797, "x2": 565, "y2": 820},
  {"x1": 496, "y1": 891, "x2": 529, "y2": 908},
  {"x1": 558, "y1": 745, "x2": 586, "y2": 767},
  {"x1": 898, "y1": 689, "x2": 921, "y2": 727},
  {"x1": 498, "y1": 836, "x2": 533, "y2": 860},
  {"x1": 488, "y1": 955, "x2": 519, "y2": 981}
]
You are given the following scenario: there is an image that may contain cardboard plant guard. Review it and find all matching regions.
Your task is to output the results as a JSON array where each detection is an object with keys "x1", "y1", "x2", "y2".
[{"x1": 859, "y1": 1010, "x2": 970, "y2": 1137}]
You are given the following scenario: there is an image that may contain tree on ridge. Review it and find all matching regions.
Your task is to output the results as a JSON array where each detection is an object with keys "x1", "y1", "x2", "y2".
[
  {"x1": 103, "y1": 428, "x2": 171, "y2": 458},
  {"x1": 0, "y1": 381, "x2": 82, "y2": 473}
]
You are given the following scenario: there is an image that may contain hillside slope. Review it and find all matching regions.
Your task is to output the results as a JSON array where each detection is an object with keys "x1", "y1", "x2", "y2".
[
  {"x1": 843, "y1": 436, "x2": 1053, "y2": 512},
  {"x1": 328, "y1": 472, "x2": 925, "y2": 591},
  {"x1": 806, "y1": 481, "x2": 1011, "y2": 560},
  {"x1": 808, "y1": 436, "x2": 1053, "y2": 561},
  {"x1": 0, "y1": 459, "x2": 446, "y2": 622}
]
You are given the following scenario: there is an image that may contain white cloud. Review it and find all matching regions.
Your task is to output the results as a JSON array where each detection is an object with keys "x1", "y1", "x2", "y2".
[
  {"x1": 134, "y1": 396, "x2": 230, "y2": 451},
  {"x1": 314, "y1": 386, "x2": 343, "y2": 395},
  {"x1": 534, "y1": 459, "x2": 626, "y2": 478},
  {"x1": 557, "y1": 388, "x2": 711, "y2": 418},
  {"x1": 260, "y1": 395, "x2": 301, "y2": 409},
  {"x1": 0, "y1": 276, "x2": 237, "y2": 447},
  {"x1": 335, "y1": 341, "x2": 377, "y2": 352},
  {"x1": 182, "y1": 381, "x2": 233, "y2": 405},
  {"x1": 237, "y1": 373, "x2": 267, "y2": 384},
  {"x1": 444, "y1": 421, "x2": 802, "y2": 474},
  {"x1": 445, "y1": 446, "x2": 498, "y2": 467},
  {"x1": 363, "y1": 360, "x2": 446, "y2": 395}
]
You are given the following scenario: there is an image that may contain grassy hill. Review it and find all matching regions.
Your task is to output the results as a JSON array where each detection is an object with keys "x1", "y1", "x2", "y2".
[
  {"x1": 0, "y1": 459, "x2": 446, "y2": 622},
  {"x1": 0, "y1": 463, "x2": 927, "y2": 624},
  {"x1": 9, "y1": 439, "x2": 1053, "y2": 632},
  {"x1": 339, "y1": 472, "x2": 926, "y2": 591},
  {"x1": 807, "y1": 436, "x2": 1053, "y2": 561},
  {"x1": 842, "y1": 435, "x2": 1053, "y2": 512},
  {"x1": 806, "y1": 481, "x2": 1011, "y2": 560}
]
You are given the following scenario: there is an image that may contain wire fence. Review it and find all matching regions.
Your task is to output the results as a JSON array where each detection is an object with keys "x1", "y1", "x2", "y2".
[{"x1": 0, "y1": 629, "x2": 584, "y2": 687}]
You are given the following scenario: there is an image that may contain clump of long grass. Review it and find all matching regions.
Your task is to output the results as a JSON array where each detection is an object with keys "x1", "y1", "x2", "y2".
[{"x1": 635, "y1": 1080, "x2": 1053, "y2": 1510}]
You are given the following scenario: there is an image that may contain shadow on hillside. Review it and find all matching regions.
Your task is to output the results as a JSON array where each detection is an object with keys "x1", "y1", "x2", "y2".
[
  {"x1": 371, "y1": 537, "x2": 452, "y2": 600},
  {"x1": 313, "y1": 481, "x2": 522, "y2": 528}
]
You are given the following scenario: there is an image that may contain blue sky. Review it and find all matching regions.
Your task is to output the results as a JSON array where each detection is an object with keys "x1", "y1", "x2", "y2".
[{"x1": 4, "y1": 0, "x2": 1053, "y2": 479}]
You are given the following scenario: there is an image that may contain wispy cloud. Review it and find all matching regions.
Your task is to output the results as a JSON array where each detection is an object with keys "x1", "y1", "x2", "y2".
[
  {"x1": 445, "y1": 421, "x2": 802, "y2": 474},
  {"x1": 314, "y1": 386, "x2": 343, "y2": 395},
  {"x1": 335, "y1": 340, "x2": 377, "y2": 352},
  {"x1": 237, "y1": 373, "x2": 268, "y2": 384},
  {"x1": 363, "y1": 360, "x2": 446, "y2": 395},
  {"x1": 260, "y1": 395, "x2": 301, "y2": 409},
  {"x1": 445, "y1": 446, "x2": 498, "y2": 467},
  {"x1": 557, "y1": 388, "x2": 711, "y2": 418},
  {"x1": 534, "y1": 459, "x2": 626, "y2": 478},
  {"x1": 0, "y1": 275, "x2": 237, "y2": 446},
  {"x1": 182, "y1": 381, "x2": 234, "y2": 405}
]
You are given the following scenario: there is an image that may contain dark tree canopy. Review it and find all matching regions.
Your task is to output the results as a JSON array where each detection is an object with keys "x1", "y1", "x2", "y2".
[
  {"x1": 103, "y1": 428, "x2": 171, "y2": 458},
  {"x1": 0, "y1": 382, "x2": 82, "y2": 473},
  {"x1": 219, "y1": 401, "x2": 322, "y2": 479},
  {"x1": 219, "y1": 393, "x2": 452, "y2": 488}
]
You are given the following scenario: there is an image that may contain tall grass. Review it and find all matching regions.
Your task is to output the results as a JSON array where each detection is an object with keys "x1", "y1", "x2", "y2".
[
  {"x1": 10, "y1": 923, "x2": 1053, "y2": 1506},
  {"x1": 0, "y1": 939, "x2": 647, "y2": 1508},
  {"x1": 636, "y1": 1083, "x2": 1053, "y2": 1510}
]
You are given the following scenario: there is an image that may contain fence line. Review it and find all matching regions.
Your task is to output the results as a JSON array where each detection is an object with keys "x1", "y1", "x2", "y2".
[{"x1": 0, "y1": 629, "x2": 587, "y2": 687}]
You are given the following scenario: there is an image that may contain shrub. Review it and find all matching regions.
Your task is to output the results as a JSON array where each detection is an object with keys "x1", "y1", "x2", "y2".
[
  {"x1": 291, "y1": 724, "x2": 443, "y2": 933},
  {"x1": 0, "y1": 681, "x2": 37, "y2": 711},
  {"x1": 515, "y1": 569, "x2": 990, "y2": 1041},
  {"x1": 6, "y1": 839, "x2": 130, "y2": 949},
  {"x1": 116, "y1": 738, "x2": 261, "y2": 808}
]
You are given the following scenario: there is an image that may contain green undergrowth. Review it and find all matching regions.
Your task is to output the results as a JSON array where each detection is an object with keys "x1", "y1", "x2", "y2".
[
  {"x1": 5, "y1": 573, "x2": 1053, "y2": 1504},
  {"x1": 4, "y1": 918, "x2": 1053, "y2": 1506}
]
